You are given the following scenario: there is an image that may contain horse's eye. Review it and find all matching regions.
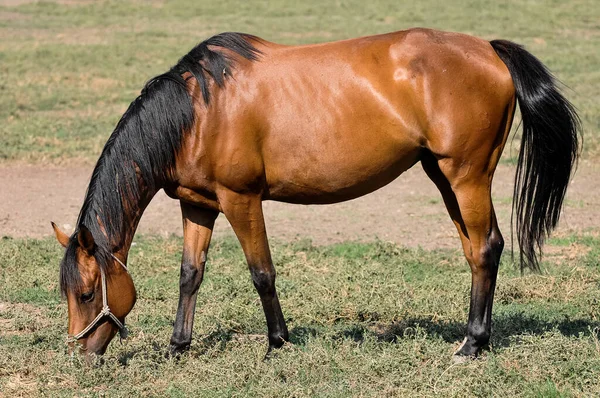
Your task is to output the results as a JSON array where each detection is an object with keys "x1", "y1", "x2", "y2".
[{"x1": 80, "y1": 291, "x2": 95, "y2": 303}]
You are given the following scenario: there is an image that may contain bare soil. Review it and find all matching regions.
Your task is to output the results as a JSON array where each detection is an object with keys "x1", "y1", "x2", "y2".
[{"x1": 0, "y1": 161, "x2": 598, "y2": 250}]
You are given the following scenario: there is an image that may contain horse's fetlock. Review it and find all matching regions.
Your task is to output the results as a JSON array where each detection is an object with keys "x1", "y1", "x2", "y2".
[
  {"x1": 169, "y1": 334, "x2": 191, "y2": 354},
  {"x1": 467, "y1": 324, "x2": 490, "y2": 347},
  {"x1": 268, "y1": 330, "x2": 288, "y2": 349}
]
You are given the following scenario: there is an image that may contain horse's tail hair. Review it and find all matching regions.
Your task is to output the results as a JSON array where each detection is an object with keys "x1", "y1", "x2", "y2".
[{"x1": 490, "y1": 39, "x2": 581, "y2": 272}]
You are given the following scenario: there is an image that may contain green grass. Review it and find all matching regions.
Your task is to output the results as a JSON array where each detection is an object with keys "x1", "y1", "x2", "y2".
[
  {"x1": 0, "y1": 0, "x2": 598, "y2": 161},
  {"x1": 1, "y1": 235, "x2": 599, "y2": 396}
]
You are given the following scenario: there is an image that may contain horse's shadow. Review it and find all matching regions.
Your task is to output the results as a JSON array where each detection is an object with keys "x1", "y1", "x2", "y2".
[
  {"x1": 289, "y1": 312, "x2": 600, "y2": 349},
  {"x1": 118, "y1": 328, "x2": 236, "y2": 366},
  {"x1": 115, "y1": 313, "x2": 599, "y2": 366}
]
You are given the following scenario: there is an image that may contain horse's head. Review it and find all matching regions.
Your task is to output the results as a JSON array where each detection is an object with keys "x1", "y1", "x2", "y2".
[{"x1": 52, "y1": 222, "x2": 136, "y2": 358}]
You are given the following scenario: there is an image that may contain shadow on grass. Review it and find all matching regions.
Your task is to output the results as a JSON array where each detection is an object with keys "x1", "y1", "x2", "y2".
[
  {"x1": 189, "y1": 327, "x2": 234, "y2": 357},
  {"x1": 117, "y1": 341, "x2": 168, "y2": 366},
  {"x1": 289, "y1": 313, "x2": 600, "y2": 348},
  {"x1": 491, "y1": 313, "x2": 600, "y2": 348},
  {"x1": 113, "y1": 314, "x2": 599, "y2": 365},
  {"x1": 117, "y1": 328, "x2": 236, "y2": 366},
  {"x1": 287, "y1": 319, "x2": 463, "y2": 346}
]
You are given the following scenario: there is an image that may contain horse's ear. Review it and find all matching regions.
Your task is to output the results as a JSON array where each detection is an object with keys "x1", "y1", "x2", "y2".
[
  {"x1": 51, "y1": 222, "x2": 69, "y2": 248},
  {"x1": 77, "y1": 225, "x2": 96, "y2": 253}
]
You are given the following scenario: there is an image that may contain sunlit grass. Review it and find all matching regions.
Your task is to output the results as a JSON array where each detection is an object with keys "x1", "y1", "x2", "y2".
[
  {"x1": 0, "y1": 0, "x2": 597, "y2": 161},
  {"x1": 1, "y1": 235, "x2": 599, "y2": 396}
]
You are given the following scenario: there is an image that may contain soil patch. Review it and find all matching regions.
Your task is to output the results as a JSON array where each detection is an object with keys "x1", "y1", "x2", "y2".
[{"x1": 0, "y1": 161, "x2": 598, "y2": 250}]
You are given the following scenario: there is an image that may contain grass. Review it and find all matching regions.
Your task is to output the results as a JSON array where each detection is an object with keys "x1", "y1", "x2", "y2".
[
  {"x1": 1, "y1": 234, "x2": 599, "y2": 397},
  {"x1": 0, "y1": 0, "x2": 598, "y2": 161}
]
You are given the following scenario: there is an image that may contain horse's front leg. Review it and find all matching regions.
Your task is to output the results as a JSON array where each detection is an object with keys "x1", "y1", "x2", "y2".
[
  {"x1": 220, "y1": 191, "x2": 289, "y2": 355},
  {"x1": 169, "y1": 202, "x2": 218, "y2": 355}
]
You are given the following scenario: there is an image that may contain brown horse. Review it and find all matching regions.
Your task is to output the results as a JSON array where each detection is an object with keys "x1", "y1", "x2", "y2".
[{"x1": 52, "y1": 28, "x2": 580, "y2": 359}]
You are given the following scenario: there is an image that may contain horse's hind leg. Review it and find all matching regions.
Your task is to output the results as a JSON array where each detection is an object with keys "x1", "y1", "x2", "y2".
[
  {"x1": 421, "y1": 151, "x2": 504, "y2": 358},
  {"x1": 170, "y1": 202, "x2": 218, "y2": 354},
  {"x1": 220, "y1": 191, "x2": 289, "y2": 354}
]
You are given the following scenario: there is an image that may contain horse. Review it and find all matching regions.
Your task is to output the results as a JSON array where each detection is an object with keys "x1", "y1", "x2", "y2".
[{"x1": 51, "y1": 28, "x2": 580, "y2": 360}]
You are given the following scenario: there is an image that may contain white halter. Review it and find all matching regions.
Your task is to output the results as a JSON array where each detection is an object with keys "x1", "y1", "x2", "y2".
[{"x1": 67, "y1": 254, "x2": 129, "y2": 342}]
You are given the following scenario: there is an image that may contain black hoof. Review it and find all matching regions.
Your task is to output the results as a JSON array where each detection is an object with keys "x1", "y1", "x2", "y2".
[
  {"x1": 168, "y1": 343, "x2": 190, "y2": 358},
  {"x1": 453, "y1": 337, "x2": 487, "y2": 359},
  {"x1": 268, "y1": 332, "x2": 288, "y2": 349},
  {"x1": 263, "y1": 345, "x2": 284, "y2": 361},
  {"x1": 263, "y1": 348, "x2": 275, "y2": 361},
  {"x1": 263, "y1": 334, "x2": 289, "y2": 361}
]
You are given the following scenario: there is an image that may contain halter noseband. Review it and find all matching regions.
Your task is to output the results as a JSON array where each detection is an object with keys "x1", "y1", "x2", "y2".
[{"x1": 67, "y1": 254, "x2": 129, "y2": 343}]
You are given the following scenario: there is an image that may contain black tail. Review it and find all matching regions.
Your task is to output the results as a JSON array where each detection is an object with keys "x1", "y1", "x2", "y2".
[{"x1": 490, "y1": 40, "x2": 581, "y2": 272}]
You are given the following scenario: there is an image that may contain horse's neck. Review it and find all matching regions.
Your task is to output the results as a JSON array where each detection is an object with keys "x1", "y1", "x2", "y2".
[{"x1": 109, "y1": 186, "x2": 159, "y2": 261}]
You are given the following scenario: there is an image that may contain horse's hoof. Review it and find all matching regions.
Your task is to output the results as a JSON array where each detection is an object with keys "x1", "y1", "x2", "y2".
[
  {"x1": 263, "y1": 345, "x2": 278, "y2": 361},
  {"x1": 453, "y1": 337, "x2": 482, "y2": 358},
  {"x1": 168, "y1": 343, "x2": 190, "y2": 358},
  {"x1": 263, "y1": 340, "x2": 290, "y2": 361}
]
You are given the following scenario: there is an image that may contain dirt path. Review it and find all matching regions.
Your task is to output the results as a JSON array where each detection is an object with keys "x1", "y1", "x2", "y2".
[{"x1": 0, "y1": 161, "x2": 598, "y2": 250}]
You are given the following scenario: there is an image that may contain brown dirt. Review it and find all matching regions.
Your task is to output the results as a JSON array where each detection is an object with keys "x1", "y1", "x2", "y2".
[
  {"x1": 0, "y1": 0, "x2": 36, "y2": 5},
  {"x1": 0, "y1": 0, "x2": 95, "y2": 4},
  {"x1": 0, "y1": 161, "x2": 598, "y2": 250},
  {"x1": 0, "y1": 10, "x2": 30, "y2": 20}
]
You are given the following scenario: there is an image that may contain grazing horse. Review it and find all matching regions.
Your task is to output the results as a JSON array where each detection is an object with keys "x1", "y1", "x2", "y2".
[{"x1": 52, "y1": 28, "x2": 580, "y2": 359}]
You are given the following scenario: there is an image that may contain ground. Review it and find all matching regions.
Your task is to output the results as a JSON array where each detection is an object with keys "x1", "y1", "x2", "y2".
[{"x1": 1, "y1": 161, "x2": 599, "y2": 251}]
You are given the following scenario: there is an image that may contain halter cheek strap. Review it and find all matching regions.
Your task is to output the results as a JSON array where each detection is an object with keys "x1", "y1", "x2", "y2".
[{"x1": 67, "y1": 254, "x2": 129, "y2": 343}]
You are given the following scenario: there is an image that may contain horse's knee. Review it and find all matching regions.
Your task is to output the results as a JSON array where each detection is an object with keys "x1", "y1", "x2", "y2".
[
  {"x1": 250, "y1": 267, "x2": 276, "y2": 295},
  {"x1": 179, "y1": 261, "x2": 204, "y2": 295}
]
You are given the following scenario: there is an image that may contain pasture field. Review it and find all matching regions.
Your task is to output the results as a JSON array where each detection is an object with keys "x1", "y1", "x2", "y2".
[
  {"x1": 1, "y1": 0, "x2": 600, "y2": 397},
  {"x1": 1, "y1": 235, "x2": 600, "y2": 397},
  {"x1": 0, "y1": 0, "x2": 598, "y2": 162}
]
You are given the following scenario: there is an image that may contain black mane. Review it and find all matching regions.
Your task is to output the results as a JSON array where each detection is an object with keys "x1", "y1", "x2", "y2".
[{"x1": 60, "y1": 32, "x2": 260, "y2": 294}]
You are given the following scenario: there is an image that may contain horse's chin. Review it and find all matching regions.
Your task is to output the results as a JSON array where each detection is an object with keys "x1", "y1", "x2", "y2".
[{"x1": 71, "y1": 323, "x2": 118, "y2": 359}]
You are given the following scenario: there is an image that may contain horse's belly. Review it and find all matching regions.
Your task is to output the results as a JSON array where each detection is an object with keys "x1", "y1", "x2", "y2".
[{"x1": 264, "y1": 133, "x2": 421, "y2": 204}]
